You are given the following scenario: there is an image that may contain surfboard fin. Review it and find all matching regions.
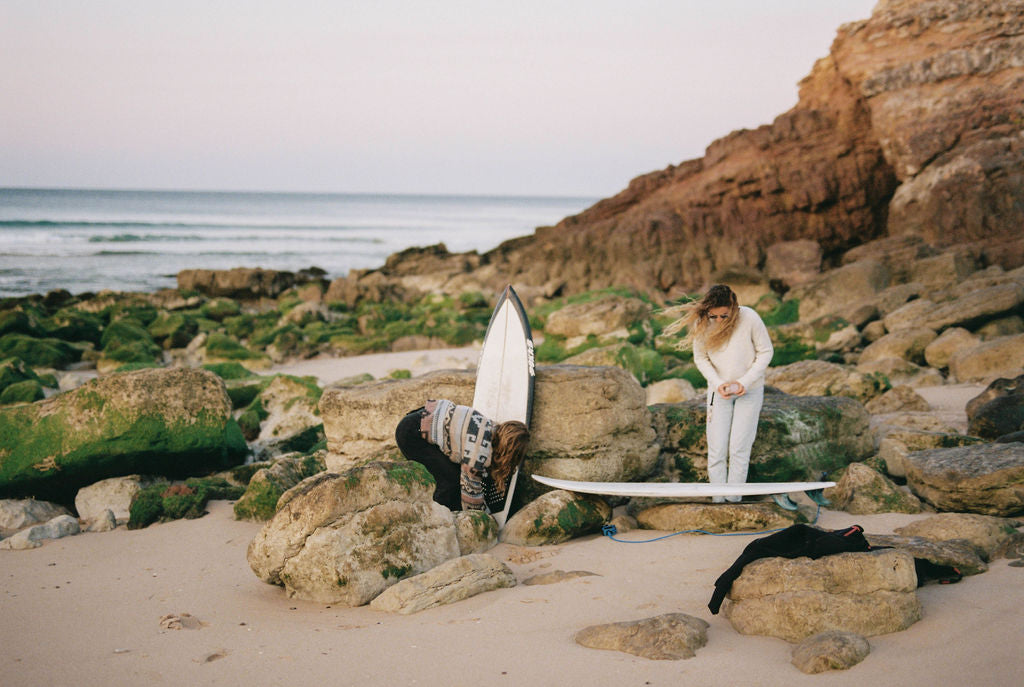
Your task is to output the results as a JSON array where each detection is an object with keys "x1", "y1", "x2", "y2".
[
  {"x1": 806, "y1": 489, "x2": 831, "y2": 507},
  {"x1": 772, "y1": 493, "x2": 800, "y2": 511}
]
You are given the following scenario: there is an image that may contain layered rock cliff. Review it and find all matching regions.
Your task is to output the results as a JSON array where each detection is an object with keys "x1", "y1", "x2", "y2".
[{"x1": 328, "y1": 0, "x2": 1023, "y2": 304}]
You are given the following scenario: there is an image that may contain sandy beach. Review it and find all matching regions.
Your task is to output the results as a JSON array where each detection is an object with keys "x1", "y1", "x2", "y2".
[{"x1": 2, "y1": 351, "x2": 1021, "y2": 687}]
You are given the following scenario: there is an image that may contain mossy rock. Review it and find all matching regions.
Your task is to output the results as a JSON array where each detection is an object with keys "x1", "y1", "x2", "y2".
[
  {"x1": 42, "y1": 308, "x2": 104, "y2": 345},
  {"x1": 0, "y1": 334, "x2": 82, "y2": 368},
  {"x1": 101, "y1": 318, "x2": 160, "y2": 356},
  {"x1": 0, "y1": 367, "x2": 249, "y2": 502},
  {"x1": 0, "y1": 309, "x2": 41, "y2": 337},
  {"x1": 100, "y1": 339, "x2": 162, "y2": 368},
  {"x1": 0, "y1": 379, "x2": 45, "y2": 405},
  {"x1": 203, "y1": 361, "x2": 259, "y2": 381},
  {"x1": 233, "y1": 451, "x2": 327, "y2": 521},
  {"x1": 147, "y1": 311, "x2": 199, "y2": 349},
  {"x1": 501, "y1": 490, "x2": 612, "y2": 546},
  {"x1": 128, "y1": 477, "x2": 247, "y2": 529},
  {"x1": 205, "y1": 332, "x2": 269, "y2": 364},
  {"x1": 200, "y1": 298, "x2": 242, "y2": 322},
  {"x1": 0, "y1": 356, "x2": 41, "y2": 395}
]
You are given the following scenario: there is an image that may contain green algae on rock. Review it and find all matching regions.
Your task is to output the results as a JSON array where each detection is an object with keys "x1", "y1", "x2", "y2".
[{"x1": 0, "y1": 367, "x2": 248, "y2": 502}]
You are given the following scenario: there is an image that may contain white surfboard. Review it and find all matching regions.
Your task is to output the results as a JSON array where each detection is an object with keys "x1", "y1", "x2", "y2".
[
  {"x1": 530, "y1": 474, "x2": 835, "y2": 499},
  {"x1": 473, "y1": 285, "x2": 535, "y2": 527}
]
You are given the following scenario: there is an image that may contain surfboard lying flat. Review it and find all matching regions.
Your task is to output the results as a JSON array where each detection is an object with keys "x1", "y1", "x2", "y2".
[
  {"x1": 473, "y1": 285, "x2": 535, "y2": 527},
  {"x1": 530, "y1": 474, "x2": 836, "y2": 499}
]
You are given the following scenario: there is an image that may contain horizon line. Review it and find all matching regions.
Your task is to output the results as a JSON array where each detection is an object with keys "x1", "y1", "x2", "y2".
[{"x1": 0, "y1": 185, "x2": 601, "y2": 202}]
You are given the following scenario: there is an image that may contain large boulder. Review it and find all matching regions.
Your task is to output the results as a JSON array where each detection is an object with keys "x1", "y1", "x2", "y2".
[
  {"x1": 543, "y1": 294, "x2": 651, "y2": 341},
  {"x1": 765, "y1": 360, "x2": 887, "y2": 403},
  {"x1": 319, "y1": 365, "x2": 659, "y2": 505},
  {"x1": 722, "y1": 549, "x2": 921, "y2": 642},
  {"x1": 0, "y1": 367, "x2": 248, "y2": 502},
  {"x1": 966, "y1": 374, "x2": 1024, "y2": 439},
  {"x1": 634, "y1": 502, "x2": 802, "y2": 533},
  {"x1": 858, "y1": 328, "x2": 937, "y2": 366},
  {"x1": 924, "y1": 327, "x2": 979, "y2": 369},
  {"x1": 903, "y1": 442, "x2": 1024, "y2": 516},
  {"x1": 246, "y1": 462, "x2": 459, "y2": 605},
  {"x1": 865, "y1": 534, "x2": 988, "y2": 576},
  {"x1": 74, "y1": 475, "x2": 154, "y2": 527},
  {"x1": 893, "y1": 513, "x2": 1021, "y2": 562},
  {"x1": 788, "y1": 260, "x2": 891, "y2": 324},
  {"x1": 949, "y1": 334, "x2": 1024, "y2": 383},
  {"x1": 177, "y1": 267, "x2": 298, "y2": 299},
  {"x1": 875, "y1": 423, "x2": 982, "y2": 478},
  {"x1": 824, "y1": 462, "x2": 922, "y2": 515},
  {"x1": 863, "y1": 385, "x2": 931, "y2": 415},
  {"x1": 651, "y1": 390, "x2": 873, "y2": 483}
]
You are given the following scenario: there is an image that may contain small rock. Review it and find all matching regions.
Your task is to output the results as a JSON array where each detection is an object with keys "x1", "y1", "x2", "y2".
[
  {"x1": 160, "y1": 612, "x2": 204, "y2": 630},
  {"x1": 0, "y1": 514, "x2": 80, "y2": 550},
  {"x1": 453, "y1": 509, "x2": 499, "y2": 555},
  {"x1": 791, "y1": 631, "x2": 870, "y2": 674},
  {"x1": 634, "y1": 501, "x2": 802, "y2": 533},
  {"x1": 574, "y1": 613, "x2": 709, "y2": 660},
  {"x1": 85, "y1": 509, "x2": 117, "y2": 533},
  {"x1": 523, "y1": 570, "x2": 599, "y2": 585}
]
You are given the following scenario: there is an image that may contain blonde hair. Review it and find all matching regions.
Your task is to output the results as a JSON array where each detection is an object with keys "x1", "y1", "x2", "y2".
[
  {"x1": 664, "y1": 284, "x2": 740, "y2": 352},
  {"x1": 490, "y1": 420, "x2": 530, "y2": 495}
]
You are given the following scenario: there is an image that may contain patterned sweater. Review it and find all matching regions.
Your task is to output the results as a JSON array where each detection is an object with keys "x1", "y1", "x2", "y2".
[{"x1": 424, "y1": 399, "x2": 494, "y2": 510}]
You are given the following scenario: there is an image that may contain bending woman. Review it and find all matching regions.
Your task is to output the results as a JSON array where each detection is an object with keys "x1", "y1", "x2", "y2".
[
  {"x1": 394, "y1": 399, "x2": 530, "y2": 511},
  {"x1": 670, "y1": 285, "x2": 773, "y2": 502}
]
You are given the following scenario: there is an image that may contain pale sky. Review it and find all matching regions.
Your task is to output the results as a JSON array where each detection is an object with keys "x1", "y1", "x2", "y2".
[{"x1": 0, "y1": 1, "x2": 877, "y2": 197}]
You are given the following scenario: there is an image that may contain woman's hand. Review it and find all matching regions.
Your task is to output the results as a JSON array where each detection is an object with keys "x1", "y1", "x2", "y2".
[{"x1": 717, "y1": 381, "x2": 746, "y2": 398}]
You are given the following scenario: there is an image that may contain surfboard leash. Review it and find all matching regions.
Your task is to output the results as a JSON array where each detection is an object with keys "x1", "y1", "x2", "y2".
[{"x1": 600, "y1": 503, "x2": 822, "y2": 543}]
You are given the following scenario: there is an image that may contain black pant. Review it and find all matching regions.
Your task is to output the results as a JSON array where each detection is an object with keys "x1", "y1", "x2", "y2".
[{"x1": 395, "y1": 409, "x2": 462, "y2": 511}]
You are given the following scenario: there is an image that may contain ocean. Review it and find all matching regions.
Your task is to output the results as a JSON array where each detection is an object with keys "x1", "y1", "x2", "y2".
[{"x1": 0, "y1": 188, "x2": 595, "y2": 297}]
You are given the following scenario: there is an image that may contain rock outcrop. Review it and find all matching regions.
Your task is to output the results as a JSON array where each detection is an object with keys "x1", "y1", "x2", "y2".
[{"x1": 325, "y1": 0, "x2": 1024, "y2": 302}]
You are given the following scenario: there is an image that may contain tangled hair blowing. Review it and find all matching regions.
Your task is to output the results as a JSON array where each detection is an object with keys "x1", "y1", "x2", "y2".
[
  {"x1": 491, "y1": 420, "x2": 530, "y2": 495},
  {"x1": 665, "y1": 284, "x2": 740, "y2": 351}
]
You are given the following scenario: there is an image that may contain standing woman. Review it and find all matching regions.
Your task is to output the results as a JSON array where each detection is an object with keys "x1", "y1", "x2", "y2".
[
  {"x1": 670, "y1": 285, "x2": 773, "y2": 502},
  {"x1": 394, "y1": 399, "x2": 530, "y2": 512}
]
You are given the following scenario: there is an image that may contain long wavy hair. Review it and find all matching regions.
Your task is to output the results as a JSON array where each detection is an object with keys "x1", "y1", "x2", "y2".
[
  {"x1": 665, "y1": 284, "x2": 740, "y2": 351},
  {"x1": 490, "y1": 420, "x2": 530, "y2": 494}
]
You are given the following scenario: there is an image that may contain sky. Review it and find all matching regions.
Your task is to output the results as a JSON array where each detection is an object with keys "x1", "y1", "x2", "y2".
[{"x1": 0, "y1": 0, "x2": 877, "y2": 198}]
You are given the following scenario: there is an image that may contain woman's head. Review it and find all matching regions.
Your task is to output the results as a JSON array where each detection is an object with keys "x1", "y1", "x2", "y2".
[
  {"x1": 666, "y1": 284, "x2": 739, "y2": 350},
  {"x1": 490, "y1": 420, "x2": 530, "y2": 495}
]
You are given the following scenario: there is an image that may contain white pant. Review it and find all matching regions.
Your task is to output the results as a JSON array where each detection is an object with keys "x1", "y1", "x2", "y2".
[{"x1": 706, "y1": 385, "x2": 764, "y2": 502}]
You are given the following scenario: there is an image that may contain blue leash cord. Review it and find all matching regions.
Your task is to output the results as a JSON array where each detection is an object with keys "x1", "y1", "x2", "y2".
[{"x1": 601, "y1": 503, "x2": 821, "y2": 543}]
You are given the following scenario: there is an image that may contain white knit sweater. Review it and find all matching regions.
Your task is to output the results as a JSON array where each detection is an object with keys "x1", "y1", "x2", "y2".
[{"x1": 692, "y1": 306, "x2": 774, "y2": 391}]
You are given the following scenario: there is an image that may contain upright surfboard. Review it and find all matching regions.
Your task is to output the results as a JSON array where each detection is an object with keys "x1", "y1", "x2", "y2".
[{"x1": 473, "y1": 285, "x2": 535, "y2": 527}]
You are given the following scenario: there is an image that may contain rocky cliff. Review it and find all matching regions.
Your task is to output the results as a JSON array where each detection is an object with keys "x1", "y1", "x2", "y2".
[{"x1": 330, "y1": 0, "x2": 1024, "y2": 304}]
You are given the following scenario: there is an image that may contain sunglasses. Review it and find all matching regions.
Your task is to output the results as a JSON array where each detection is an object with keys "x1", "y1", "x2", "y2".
[{"x1": 707, "y1": 314, "x2": 730, "y2": 320}]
